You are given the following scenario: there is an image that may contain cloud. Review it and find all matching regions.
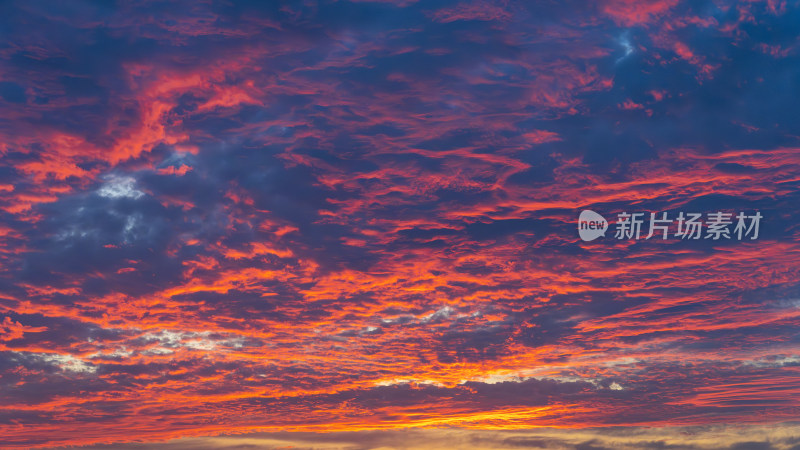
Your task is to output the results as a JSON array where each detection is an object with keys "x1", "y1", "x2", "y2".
[
  {"x1": 65, "y1": 424, "x2": 800, "y2": 450},
  {"x1": 1, "y1": 0, "x2": 800, "y2": 448}
]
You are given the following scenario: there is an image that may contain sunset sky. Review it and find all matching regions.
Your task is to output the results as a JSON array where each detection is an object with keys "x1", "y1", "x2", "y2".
[{"x1": 1, "y1": 1, "x2": 800, "y2": 449}]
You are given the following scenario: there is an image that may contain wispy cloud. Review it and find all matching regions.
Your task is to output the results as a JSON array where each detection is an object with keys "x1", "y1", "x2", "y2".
[{"x1": 0, "y1": 0, "x2": 799, "y2": 448}]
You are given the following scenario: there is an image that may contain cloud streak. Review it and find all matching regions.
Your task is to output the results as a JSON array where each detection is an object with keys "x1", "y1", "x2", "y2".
[{"x1": 0, "y1": 0, "x2": 799, "y2": 448}]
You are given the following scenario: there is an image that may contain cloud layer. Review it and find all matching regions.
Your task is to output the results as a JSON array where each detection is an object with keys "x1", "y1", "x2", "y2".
[{"x1": 1, "y1": 0, "x2": 799, "y2": 448}]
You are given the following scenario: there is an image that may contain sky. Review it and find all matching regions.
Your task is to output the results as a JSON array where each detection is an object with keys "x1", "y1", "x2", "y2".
[{"x1": 1, "y1": 0, "x2": 800, "y2": 449}]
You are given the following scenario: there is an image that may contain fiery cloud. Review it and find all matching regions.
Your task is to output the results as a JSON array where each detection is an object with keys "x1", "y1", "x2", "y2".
[{"x1": 1, "y1": 0, "x2": 799, "y2": 448}]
